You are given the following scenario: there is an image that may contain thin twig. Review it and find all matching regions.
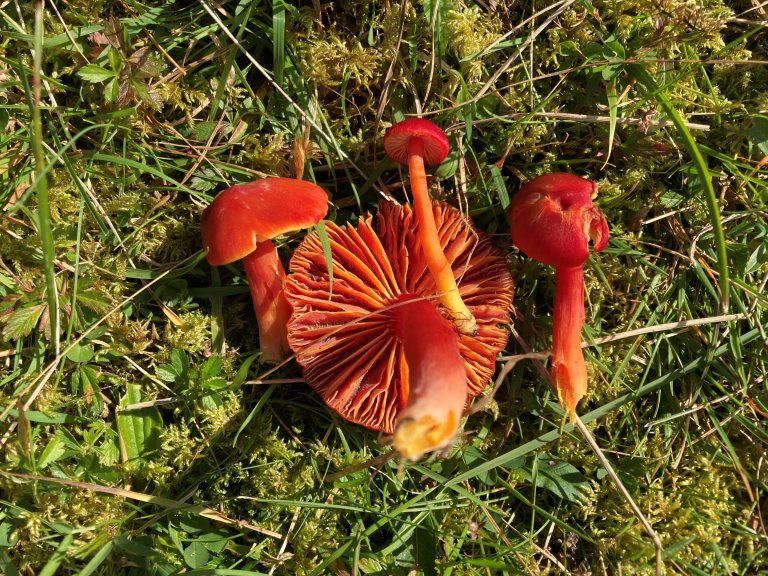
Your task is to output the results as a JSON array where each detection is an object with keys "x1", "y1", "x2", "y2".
[
  {"x1": 498, "y1": 312, "x2": 748, "y2": 360},
  {"x1": 573, "y1": 415, "x2": 664, "y2": 575},
  {"x1": 448, "y1": 111, "x2": 711, "y2": 132}
]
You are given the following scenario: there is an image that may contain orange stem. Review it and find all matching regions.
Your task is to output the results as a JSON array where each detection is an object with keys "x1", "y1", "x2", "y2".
[
  {"x1": 551, "y1": 266, "x2": 587, "y2": 418},
  {"x1": 392, "y1": 297, "x2": 467, "y2": 460},
  {"x1": 242, "y1": 241, "x2": 292, "y2": 362},
  {"x1": 407, "y1": 139, "x2": 477, "y2": 335}
]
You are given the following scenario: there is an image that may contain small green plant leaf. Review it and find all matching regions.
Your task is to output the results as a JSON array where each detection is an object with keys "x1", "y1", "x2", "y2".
[
  {"x1": 315, "y1": 220, "x2": 334, "y2": 300},
  {"x1": 65, "y1": 343, "x2": 95, "y2": 364},
  {"x1": 509, "y1": 454, "x2": 591, "y2": 503},
  {"x1": 2, "y1": 302, "x2": 46, "y2": 340},
  {"x1": 78, "y1": 64, "x2": 118, "y2": 83},
  {"x1": 116, "y1": 384, "x2": 162, "y2": 464},
  {"x1": 183, "y1": 541, "x2": 209, "y2": 569},
  {"x1": 747, "y1": 115, "x2": 768, "y2": 155},
  {"x1": 157, "y1": 349, "x2": 189, "y2": 383},
  {"x1": 489, "y1": 165, "x2": 509, "y2": 211},
  {"x1": 37, "y1": 435, "x2": 66, "y2": 469}
]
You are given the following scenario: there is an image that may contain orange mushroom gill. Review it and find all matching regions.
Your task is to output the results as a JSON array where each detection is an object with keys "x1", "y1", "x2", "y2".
[{"x1": 284, "y1": 200, "x2": 513, "y2": 454}]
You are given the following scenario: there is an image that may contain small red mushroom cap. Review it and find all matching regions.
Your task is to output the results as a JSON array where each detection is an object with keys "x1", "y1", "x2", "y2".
[
  {"x1": 383, "y1": 118, "x2": 450, "y2": 166},
  {"x1": 201, "y1": 177, "x2": 328, "y2": 265},
  {"x1": 508, "y1": 173, "x2": 609, "y2": 268}
]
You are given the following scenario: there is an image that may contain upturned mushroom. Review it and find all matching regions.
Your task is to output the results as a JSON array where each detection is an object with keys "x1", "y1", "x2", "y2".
[
  {"x1": 507, "y1": 173, "x2": 609, "y2": 418},
  {"x1": 285, "y1": 200, "x2": 513, "y2": 459},
  {"x1": 382, "y1": 118, "x2": 477, "y2": 336},
  {"x1": 200, "y1": 177, "x2": 328, "y2": 362}
]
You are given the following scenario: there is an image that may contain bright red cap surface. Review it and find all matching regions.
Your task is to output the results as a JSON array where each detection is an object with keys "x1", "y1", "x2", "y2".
[
  {"x1": 285, "y1": 200, "x2": 513, "y2": 433},
  {"x1": 201, "y1": 178, "x2": 328, "y2": 265},
  {"x1": 508, "y1": 173, "x2": 609, "y2": 268},
  {"x1": 383, "y1": 118, "x2": 450, "y2": 166}
]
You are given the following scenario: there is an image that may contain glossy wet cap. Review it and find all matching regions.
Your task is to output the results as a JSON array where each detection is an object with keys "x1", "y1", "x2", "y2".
[
  {"x1": 201, "y1": 177, "x2": 328, "y2": 266},
  {"x1": 383, "y1": 118, "x2": 450, "y2": 166},
  {"x1": 508, "y1": 173, "x2": 609, "y2": 268}
]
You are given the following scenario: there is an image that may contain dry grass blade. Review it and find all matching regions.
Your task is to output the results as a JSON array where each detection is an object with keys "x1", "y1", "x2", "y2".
[
  {"x1": 573, "y1": 415, "x2": 664, "y2": 575},
  {"x1": 471, "y1": 0, "x2": 577, "y2": 104},
  {"x1": 197, "y1": 0, "x2": 387, "y2": 198},
  {"x1": 0, "y1": 470, "x2": 282, "y2": 538}
]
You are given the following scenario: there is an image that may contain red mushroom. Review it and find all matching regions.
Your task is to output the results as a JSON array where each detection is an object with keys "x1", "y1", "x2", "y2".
[
  {"x1": 507, "y1": 173, "x2": 609, "y2": 418},
  {"x1": 383, "y1": 118, "x2": 477, "y2": 336},
  {"x1": 285, "y1": 200, "x2": 513, "y2": 459},
  {"x1": 201, "y1": 177, "x2": 328, "y2": 362}
]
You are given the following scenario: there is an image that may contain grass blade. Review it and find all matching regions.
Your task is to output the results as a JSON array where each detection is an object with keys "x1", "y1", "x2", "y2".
[{"x1": 629, "y1": 63, "x2": 730, "y2": 313}]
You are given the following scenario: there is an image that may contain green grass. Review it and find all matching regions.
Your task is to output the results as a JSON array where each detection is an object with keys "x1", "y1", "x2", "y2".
[{"x1": 1, "y1": 0, "x2": 767, "y2": 574}]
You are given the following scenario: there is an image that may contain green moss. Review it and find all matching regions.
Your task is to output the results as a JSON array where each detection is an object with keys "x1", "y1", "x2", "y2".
[{"x1": 443, "y1": 7, "x2": 502, "y2": 85}]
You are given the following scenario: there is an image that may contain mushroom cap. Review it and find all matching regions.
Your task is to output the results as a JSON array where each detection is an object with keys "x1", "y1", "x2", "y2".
[
  {"x1": 508, "y1": 173, "x2": 609, "y2": 268},
  {"x1": 201, "y1": 177, "x2": 328, "y2": 266},
  {"x1": 285, "y1": 200, "x2": 513, "y2": 433},
  {"x1": 383, "y1": 118, "x2": 450, "y2": 166}
]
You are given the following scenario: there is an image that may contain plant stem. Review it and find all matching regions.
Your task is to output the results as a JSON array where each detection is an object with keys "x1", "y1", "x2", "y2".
[
  {"x1": 407, "y1": 139, "x2": 477, "y2": 336},
  {"x1": 552, "y1": 265, "x2": 587, "y2": 418},
  {"x1": 32, "y1": 0, "x2": 60, "y2": 354},
  {"x1": 243, "y1": 241, "x2": 292, "y2": 362}
]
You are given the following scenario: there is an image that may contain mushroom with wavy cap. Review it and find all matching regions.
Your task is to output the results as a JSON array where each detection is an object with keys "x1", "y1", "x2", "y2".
[
  {"x1": 507, "y1": 173, "x2": 609, "y2": 418},
  {"x1": 201, "y1": 177, "x2": 328, "y2": 362}
]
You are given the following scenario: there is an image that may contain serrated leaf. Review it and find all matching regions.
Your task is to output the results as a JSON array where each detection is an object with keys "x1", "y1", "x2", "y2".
[
  {"x1": 105, "y1": 77, "x2": 118, "y2": 103},
  {"x1": 2, "y1": 302, "x2": 46, "y2": 340},
  {"x1": 200, "y1": 356, "x2": 222, "y2": 381},
  {"x1": 76, "y1": 289, "x2": 112, "y2": 315},
  {"x1": 132, "y1": 80, "x2": 163, "y2": 111},
  {"x1": 156, "y1": 364, "x2": 180, "y2": 383},
  {"x1": 171, "y1": 348, "x2": 189, "y2": 376},
  {"x1": 157, "y1": 349, "x2": 188, "y2": 383},
  {"x1": 116, "y1": 384, "x2": 162, "y2": 464},
  {"x1": 78, "y1": 64, "x2": 117, "y2": 83},
  {"x1": 510, "y1": 454, "x2": 590, "y2": 503},
  {"x1": 55, "y1": 428, "x2": 82, "y2": 453}
]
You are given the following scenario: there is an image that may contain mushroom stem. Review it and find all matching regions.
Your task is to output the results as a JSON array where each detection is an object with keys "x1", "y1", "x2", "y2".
[
  {"x1": 392, "y1": 297, "x2": 468, "y2": 460},
  {"x1": 407, "y1": 139, "x2": 477, "y2": 336},
  {"x1": 242, "y1": 241, "x2": 292, "y2": 362},
  {"x1": 552, "y1": 266, "x2": 587, "y2": 419}
]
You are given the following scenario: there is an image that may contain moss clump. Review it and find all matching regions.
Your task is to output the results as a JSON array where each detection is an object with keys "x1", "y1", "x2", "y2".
[
  {"x1": 5, "y1": 488, "x2": 126, "y2": 573},
  {"x1": 443, "y1": 7, "x2": 502, "y2": 85}
]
